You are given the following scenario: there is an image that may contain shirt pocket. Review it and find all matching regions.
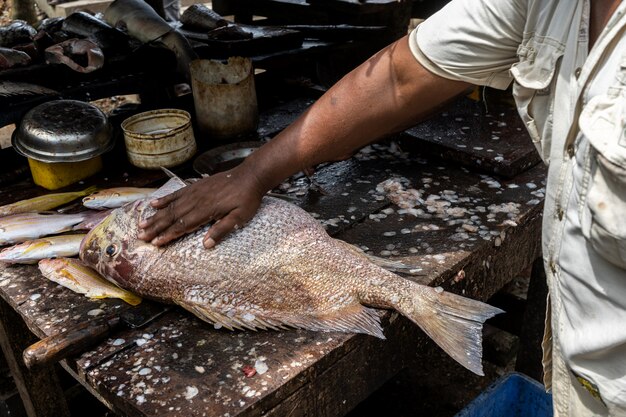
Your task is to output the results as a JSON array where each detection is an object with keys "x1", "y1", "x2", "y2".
[
  {"x1": 578, "y1": 86, "x2": 626, "y2": 269},
  {"x1": 511, "y1": 40, "x2": 564, "y2": 162}
]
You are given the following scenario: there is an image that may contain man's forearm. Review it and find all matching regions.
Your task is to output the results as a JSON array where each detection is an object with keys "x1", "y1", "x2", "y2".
[{"x1": 243, "y1": 35, "x2": 473, "y2": 193}]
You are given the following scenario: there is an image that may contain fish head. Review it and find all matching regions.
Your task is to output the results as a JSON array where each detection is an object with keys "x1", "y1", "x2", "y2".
[
  {"x1": 82, "y1": 190, "x2": 120, "y2": 209},
  {"x1": 79, "y1": 200, "x2": 153, "y2": 290},
  {"x1": 37, "y1": 258, "x2": 64, "y2": 275}
]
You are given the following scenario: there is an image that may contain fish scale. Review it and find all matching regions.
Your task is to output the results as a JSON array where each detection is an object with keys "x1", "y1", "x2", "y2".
[{"x1": 80, "y1": 178, "x2": 503, "y2": 375}]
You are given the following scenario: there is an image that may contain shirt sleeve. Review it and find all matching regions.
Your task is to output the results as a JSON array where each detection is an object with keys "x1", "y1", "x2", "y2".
[{"x1": 409, "y1": 0, "x2": 527, "y2": 90}]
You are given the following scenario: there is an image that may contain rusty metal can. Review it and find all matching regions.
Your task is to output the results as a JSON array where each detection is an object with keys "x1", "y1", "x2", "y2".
[{"x1": 121, "y1": 109, "x2": 197, "y2": 169}]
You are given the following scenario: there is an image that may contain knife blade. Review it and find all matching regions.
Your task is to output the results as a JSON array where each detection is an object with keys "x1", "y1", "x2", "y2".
[{"x1": 23, "y1": 301, "x2": 170, "y2": 369}]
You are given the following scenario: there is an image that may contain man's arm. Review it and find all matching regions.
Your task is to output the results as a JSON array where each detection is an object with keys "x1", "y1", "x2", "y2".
[{"x1": 138, "y1": 34, "x2": 472, "y2": 247}]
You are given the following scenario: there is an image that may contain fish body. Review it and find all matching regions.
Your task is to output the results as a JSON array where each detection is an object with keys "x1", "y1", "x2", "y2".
[
  {"x1": 45, "y1": 39, "x2": 104, "y2": 73},
  {"x1": 0, "y1": 212, "x2": 92, "y2": 246},
  {"x1": 0, "y1": 234, "x2": 85, "y2": 264},
  {"x1": 0, "y1": 47, "x2": 31, "y2": 69},
  {"x1": 0, "y1": 186, "x2": 98, "y2": 217},
  {"x1": 38, "y1": 258, "x2": 141, "y2": 305},
  {"x1": 0, "y1": 20, "x2": 36, "y2": 48},
  {"x1": 180, "y1": 4, "x2": 229, "y2": 31},
  {"x1": 82, "y1": 187, "x2": 157, "y2": 210},
  {"x1": 80, "y1": 180, "x2": 502, "y2": 375},
  {"x1": 180, "y1": 4, "x2": 251, "y2": 40}
]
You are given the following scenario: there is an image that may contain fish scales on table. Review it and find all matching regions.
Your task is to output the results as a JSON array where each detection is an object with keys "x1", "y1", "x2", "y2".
[
  {"x1": 39, "y1": 258, "x2": 141, "y2": 305},
  {"x1": 80, "y1": 178, "x2": 502, "y2": 375},
  {"x1": 0, "y1": 186, "x2": 97, "y2": 217},
  {"x1": 0, "y1": 234, "x2": 85, "y2": 264}
]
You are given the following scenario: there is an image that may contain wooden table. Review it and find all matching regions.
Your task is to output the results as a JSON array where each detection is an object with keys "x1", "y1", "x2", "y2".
[{"x1": 0, "y1": 94, "x2": 546, "y2": 417}]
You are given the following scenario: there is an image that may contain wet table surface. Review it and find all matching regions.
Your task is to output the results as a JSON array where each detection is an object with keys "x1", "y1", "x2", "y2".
[{"x1": 0, "y1": 96, "x2": 546, "y2": 417}]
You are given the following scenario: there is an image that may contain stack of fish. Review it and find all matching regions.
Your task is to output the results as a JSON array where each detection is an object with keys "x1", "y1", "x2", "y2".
[
  {"x1": 0, "y1": 186, "x2": 155, "y2": 304},
  {"x1": 0, "y1": 12, "x2": 132, "y2": 73}
]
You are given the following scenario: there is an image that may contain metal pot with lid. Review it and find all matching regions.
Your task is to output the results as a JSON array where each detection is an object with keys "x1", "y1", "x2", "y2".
[{"x1": 12, "y1": 100, "x2": 114, "y2": 190}]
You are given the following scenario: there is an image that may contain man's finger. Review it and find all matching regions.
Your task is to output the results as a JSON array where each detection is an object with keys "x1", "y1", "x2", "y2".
[
  {"x1": 138, "y1": 204, "x2": 185, "y2": 241},
  {"x1": 203, "y1": 210, "x2": 246, "y2": 249},
  {"x1": 150, "y1": 223, "x2": 189, "y2": 247},
  {"x1": 150, "y1": 190, "x2": 181, "y2": 209}
]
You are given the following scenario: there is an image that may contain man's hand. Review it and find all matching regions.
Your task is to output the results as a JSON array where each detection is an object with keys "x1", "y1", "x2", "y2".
[
  {"x1": 137, "y1": 35, "x2": 471, "y2": 249},
  {"x1": 137, "y1": 163, "x2": 265, "y2": 248}
]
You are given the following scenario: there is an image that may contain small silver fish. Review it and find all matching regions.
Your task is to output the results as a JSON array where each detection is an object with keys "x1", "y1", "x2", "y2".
[
  {"x1": 0, "y1": 212, "x2": 92, "y2": 246},
  {"x1": 82, "y1": 187, "x2": 157, "y2": 210},
  {"x1": 0, "y1": 234, "x2": 86, "y2": 264},
  {"x1": 38, "y1": 258, "x2": 142, "y2": 306}
]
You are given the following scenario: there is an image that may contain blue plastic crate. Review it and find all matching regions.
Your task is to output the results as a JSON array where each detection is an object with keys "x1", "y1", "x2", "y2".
[{"x1": 455, "y1": 372, "x2": 553, "y2": 417}]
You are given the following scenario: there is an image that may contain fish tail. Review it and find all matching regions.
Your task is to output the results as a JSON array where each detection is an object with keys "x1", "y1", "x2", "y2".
[
  {"x1": 78, "y1": 185, "x2": 99, "y2": 197},
  {"x1": 394, "y1": 283, "x2": 503, "y2": 375}
]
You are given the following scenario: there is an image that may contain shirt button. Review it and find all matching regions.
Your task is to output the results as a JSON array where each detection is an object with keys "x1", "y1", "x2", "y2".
[
  {"x1": 567, "y1": 144, "x2": 575, "y2": 157},
  {"x1": 574, "y1": 67, "x2": 582, "y2": 78},
  {"x1": 557, "y1": 207, "x2": 564, "y2": 221}
]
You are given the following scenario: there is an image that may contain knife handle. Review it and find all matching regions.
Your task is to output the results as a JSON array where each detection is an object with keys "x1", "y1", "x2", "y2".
[{"x1": 23, "y1": 315, "x2": 121, "y2": 369}]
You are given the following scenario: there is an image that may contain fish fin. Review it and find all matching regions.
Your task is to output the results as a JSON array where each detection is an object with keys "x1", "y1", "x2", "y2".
[
  {"x1": 285, "y1": 305, "x2": 385, "y2": 339},
  {"x1": 73, "y1": 210, "x2": 112, "y2": 230},
  {"x1": 119, "y1": 293, "x2": 143, "y2": 306},
  {"x1": 336, "y1": 240, "x2": 424, "y2": 276},
  {"x1": 177, "y1": 300, "x2": 384, "y2": 338},
  {"x1": 77, "y1": 185, "x2": 99, "y2": 197},
  {"x1": 151, "y1": 176, "x2": 188, "y2": 199},
  {"x1": 394, "y1": 285, "x2": 503, "y2": 376},
  {"x1": 177, "y1": 301, "x2": 244, "y2": 331}
]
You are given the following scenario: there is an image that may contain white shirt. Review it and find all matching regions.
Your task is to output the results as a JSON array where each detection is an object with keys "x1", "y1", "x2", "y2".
[{"x1": 409, "y1": 0, "x2": 626, "y2": 414}]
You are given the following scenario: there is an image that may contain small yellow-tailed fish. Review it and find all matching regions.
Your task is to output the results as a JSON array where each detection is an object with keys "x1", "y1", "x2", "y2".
[
  {"x1": 38, "y1": 258, "x2": 142, "y2": 306},
  {"x1": 82, "y1": 187, "x2": 157, "y2": 210},
  {"x1": 0, "y1": 212, "x2": 96, "y2": 246},
  {"x1": 0, "y1": 186, "x2": 98, "y2": 217},
  {"x1": 0, "y1": 234, "x2": 86, "y2": 264}
]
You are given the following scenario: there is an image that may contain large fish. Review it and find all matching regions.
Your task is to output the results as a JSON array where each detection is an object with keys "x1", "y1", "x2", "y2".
[{"x1": 80, "y1": 179, "x2": 502, "y2": 375}]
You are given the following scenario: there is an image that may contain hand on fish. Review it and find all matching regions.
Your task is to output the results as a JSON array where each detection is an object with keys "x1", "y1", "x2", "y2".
[{"x1": 138, "y1": 166, "x2": 265, "y2": 248}]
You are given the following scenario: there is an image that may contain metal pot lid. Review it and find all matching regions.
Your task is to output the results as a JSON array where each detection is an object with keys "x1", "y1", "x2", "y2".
[{"x1": 12, "y1": 100, "x2": 114, "y2": 163}]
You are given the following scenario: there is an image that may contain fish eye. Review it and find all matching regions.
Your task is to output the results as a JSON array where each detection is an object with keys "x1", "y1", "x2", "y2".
[{"x1": 105, "y1": 244, "x2": 119, "y2": 257}]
